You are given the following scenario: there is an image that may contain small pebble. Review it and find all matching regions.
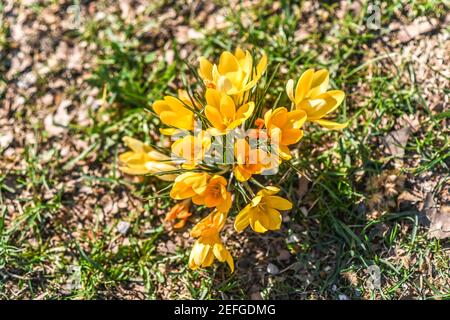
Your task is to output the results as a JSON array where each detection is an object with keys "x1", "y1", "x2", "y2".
[
  {"x1": 117, "y1": 221, "x2": 130, "y2": 235},
  {"x1": 267, "y1": 263, "x2": 280, "y2": 275}
]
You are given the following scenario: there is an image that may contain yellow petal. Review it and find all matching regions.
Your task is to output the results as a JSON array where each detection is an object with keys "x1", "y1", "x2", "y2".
[
  {"x1": 299, "y1": 98, "x2": 331, "y2": 120},
  {"x1": 123, "y1": 136, "x2": 152, "y2": 153},
  {"x1": 198, "y1": 57, "x2": 213, "y2": 81},
  {"x1": 323, "y1": 90, "x2": 345, "y2": 114},
  {"x1": 265, "y1": 107, "x2": 287, "y2": 128},
  {"x1": 276, "y1": 144, "x2": 292, "y2": 160},
  {"x1": 234, "y1": 166, "x2": 252, "y2": 182},
  {"x1": 255, "y1": 52, "x2": 268, "y2": 79},
  {"x1": 286, "y1": 79, "x2": 295, "y2": 103},
  {"x1": 164, "y1": 96, "x2": 192, "y2": 114},
  {"x1": 147, "y1": 149, "x2": 170, "y2": 161},
  {"x1": 216, "y1": 192, "x2": 232, "y2": 213},
  {"x1": 250, "y1": 218, "x2": 268, "y2": 233},
  {"x1": 159, "y1": 128, "x2": 182, "y2": 136},
  {"x1": 217, "y1": 75, "x2": 233, "y2": 93},
  {"x1": 152, "y1": 100, "x2": 171, "y2": 115},
  {"x1": 234, "y1": 47, "x2": 246, "y2": 60},
  {"x1": 205, "y1": 105, "x2": 225, "y2": 130},
  {"x1": 119, "y1": 165, "x2": 149, "y2": 175},
  {"x1": 313, "y1": 119, "x2": 348, "y2": 130},
  {"x1": 218, "y1": 51, "x2": 239, "y2": 74},
  {"x1": 235, "y1": 101, "x2": 254, "y2": 121},
  {"x1": 160, "y1": 111, "x2": 193, "y2": 130},
  {"x1": 213, "y1": 243, "x2": 234, "y2": 272},
  {"x1": 308, "y1": 69, "x2": 329, "y2": 97},
  {"x1": 265, "y1": 196, "x2": 293, "y2": 210},
  {"x1": 265, "y1": 207, "x2": 282, "y2": 230},
  {"x1": 219, "y1": 94, "x2": 236, "y2": 120},
  {"x1": 205, "y1": 88, "x2": 222, "y2": 107},
  {"x1": 201, "y1": 247, "x2": 215, "y2": 267},
  {"x1": 281, "y1": 128, "x2": 303, "y2": 145},
  {"x1": 295, "y1": 68, "x2": 314, "y2": 103},
  {"x1": 257, "y1": 186, "x2": 280, "y2": 197},
  {"x1": 288, "y1": 109, "x2": 307, "y2": 129},
  {"x1": 234, "y1": 206, "x2": 251, "y2": 232}
]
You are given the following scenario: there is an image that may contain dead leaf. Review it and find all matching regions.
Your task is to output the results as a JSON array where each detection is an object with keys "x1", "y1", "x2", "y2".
[
  {"x1": 428, "y1": 205, "x2": 450, "y2": 239},
  {"x1": 397, "y1": 17, "x2": 439, "y2": 43},
  {"x1": 423, "y1": 193, "x2": 450, "y2": 239},
  {"x1": 397, "y1": 191, "x2": 422, "y2": 210},
  {"x1": 296, "y1": 175, "x2": 309, "y2": 199},
  {"x1": 384, "y1": 127, "x2": 410, "y2": 158}
]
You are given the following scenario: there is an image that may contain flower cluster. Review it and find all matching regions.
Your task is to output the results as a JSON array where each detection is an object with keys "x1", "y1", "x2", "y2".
[{"x1": 118, "y1": 48, "x2": 347, "y2": 272}]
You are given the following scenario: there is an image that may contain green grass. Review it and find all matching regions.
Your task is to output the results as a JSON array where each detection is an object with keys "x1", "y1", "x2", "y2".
[{"x1": 1, "y1": 0, "x2": 449, "y2": 299}]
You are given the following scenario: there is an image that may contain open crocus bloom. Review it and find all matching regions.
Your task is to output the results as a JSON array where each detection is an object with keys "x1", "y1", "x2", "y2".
[
  {"x1": 153, "y1": 89, "x2": 199, "y2": 131},
  {"x1": 234, "y1": 186, "x2": 292, "y2": 233},
  {"x1": 118, "y1": 137, "x2": 177, "y2": 181},
  {"x1": 170, "y1": 172, "x2": 211, "y2": 199},
  {"x1": 286, "y1": 68, "x2": 347, "y2": 130},
  {"x1": 198, "y1": 48, "x2": 267, "y2": 97},
  {"x1": 191, "y1": 175, "x2": 232, "y2": 213},
  {"x1": 170, "y1": 173, "x2": 231, "y2": 214},
  {"x1": 205, "y1": 88, "x2": 254, "y2": 135},
  {"x1": 188, "y1": 211, "x2": 234, "y2": 272},
  {"x1": 264, "y1": 107, "x2": 307, "y2": 160}
]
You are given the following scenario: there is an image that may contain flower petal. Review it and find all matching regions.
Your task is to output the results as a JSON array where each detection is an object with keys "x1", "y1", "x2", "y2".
[
  {"x1": 295, "y1": 69, "x2": 314, "y2": 103},
  {"x1": 218, "y1": 51, "x2": 240, "y2": 74},
  {"x1": 313, "y1": 119, "x2": 348, "y2": 130},
  {"x1": 265, "y1": 196, "x2": 293, "y2": 210},
  {"x1": 286, "y1": 79, "x2": 295, "y2": 103},
  {"x1": 205, "y1": 88, "x2": 222, "y2": 108},
  {"x1": 205, "y1": 105, "x2": 225, "y2": 130},
  {"x1": 198, "y1": 57, "x2": 213, "y2": 81},
  {"x1": 220, "y1": 94, "x2": 236, "y2": 120},
  {"x1": 234, "y1": 206, "x2": 251, "y2": 232},
  {"x1": 264, "y1": 207, "x2": 282, "y2": 230}
]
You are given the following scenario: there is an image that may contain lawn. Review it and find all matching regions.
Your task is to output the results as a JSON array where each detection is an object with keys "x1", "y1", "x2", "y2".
[{"x1": 0, "y1": 0, "x2": 449, "y2": 299}]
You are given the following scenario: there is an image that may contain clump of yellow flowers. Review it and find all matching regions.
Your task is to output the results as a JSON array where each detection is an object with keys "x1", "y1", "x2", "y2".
[{"x1": 118, "y1": 48, "x2": 347, "y2": 272}]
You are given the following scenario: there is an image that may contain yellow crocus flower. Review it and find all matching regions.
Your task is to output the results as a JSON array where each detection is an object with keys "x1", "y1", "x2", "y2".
[
  {"x1": 170, "y1": 172, "x2": 210, "y2": 199},
  {"x1": 286, "y1": 68, "x2": 347, "y2": 130},
  {"x1": 153, "y1": 90, "x2": 198, "y2": 131},
  {"x1": 198, "y1": 47, "x2": 267, "y2": 96},
  {"x1": 170, "y1": 173, "x2": 232, "y2": 213},
  {"x1": 204, "y1": 88, "x2": 254, "y2": 135},
  {"x1": 118, "y1": 137, "x2": 177, "y2": 181},
  {"x1": 192, "y1": 175, "x2": 232, "y2": 213},
  {"x1": 189, "y1": 210, "x2": 234, "y2": 272},
  {"x1": 234, "y1": 186, "x2": 292, "y2": 233},
  {"x1": 264, "y1": 107, "x2": 307, "y2": 160},
  {"x1": 171, "y1": 131, "x2": 211, "y2": 169}
]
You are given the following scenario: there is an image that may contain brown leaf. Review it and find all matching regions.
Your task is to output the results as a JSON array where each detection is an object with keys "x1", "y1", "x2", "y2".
[
  {"x1": 397, "y1": 191, "x2": 422, "y2": 210},
  {"x1": 397, "y1": 17, "x2": 438, "y2": 43},
  {"x1": 296, "y1": 175, "x2": 309, "y2": 200},
  {"x1": 424, "y1": 193, "x2": 450, "y2": 239},
  {"x1": 384, "y1": 127, "x2": 410, "y2": 158}
]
